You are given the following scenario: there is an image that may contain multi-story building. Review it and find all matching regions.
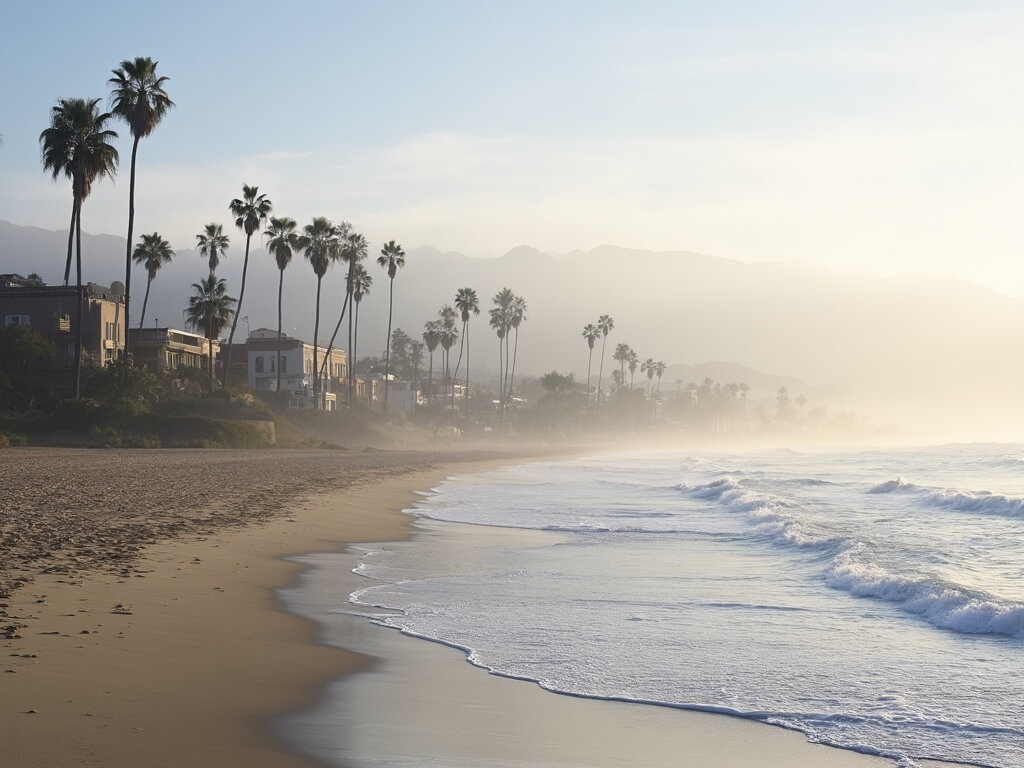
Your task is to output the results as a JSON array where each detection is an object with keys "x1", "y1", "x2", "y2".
[
  {"x1": 244, "y1": 328, "x2": 346, "y2": 410},
  {"x1": 0, "y1": 277, "x2": 126, "y2": 371},
  {"x1": 128, "y1": 327, "x2": 221, "y2": 376}
]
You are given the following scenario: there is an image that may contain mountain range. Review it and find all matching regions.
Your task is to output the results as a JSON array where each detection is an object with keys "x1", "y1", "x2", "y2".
[{"x1": 3, "y1": 219, "x2": 1022, "y2": 438}]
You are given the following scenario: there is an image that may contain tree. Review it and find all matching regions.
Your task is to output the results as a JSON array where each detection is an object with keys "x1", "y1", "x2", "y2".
[
  {"x1": 613, "y1": 343, "x2": 631, "y2": 389},
  {"x1": 627, "y1": 349, "x2": 639, "y2": 389},
  {"x1": 438, "y1": 305, "x2": 458, "y2": 408},
  {"x1": 224, "y1": 184, "x2": 272, "y2": 386},
  {"x1": 25, "y1": 273, "x2": 45, "y2": 287},
  {"x1": 108, "y1": 57, "x2": 173, "y2": 355},
  {"x1": 595, "y1": 314, "x2": 614, "y2": 412},
  {"x1": 351, "y1": 263, "x2": 372, "y2": 390},
  {"x1": 132, "y1": 232, "x2": 174, "y2": 329},
  {"x1": 641, "y1": 357, "x2": 656, "y2": 396},
  {"x1": 422, "y1": 320, "x2": 442, "y2": 403},
  {"x1": 39, "y1": 97, "x2": 119, "y2": 399},
  {"x1": 582, "y1": 323, "x2": 600, "y2": 401},
  {"x1": 196, "y1": 223, "x2": 229, "y2": 274},
  {"x1": 377, "y1": 240, "x2": 406, "y2": 412},
  {"x1": 264, "y1": 216, "x2": 304, "y2": 393},
  {"x1": 343, "y1": 229, "x2": 368, "y2": 407},
  {"x1": 314, "y1": 221, "x2": 355, "y2": 391},
  {"x1": 539, "y1": 371, "x2": 575, "y2": 430},
  {"x1": 654, "y1": 360, "x2": 667, "y2": 396},
  {"x1": 508, "y1": 294, "x2": 527, "y2": 403},
  {"x1": 302, "y1": 217, "x2": 341, "y2": 407},
  {"x1": 490, "y1": 288, "x2": 516, "y2": 410},
  {"x1": 184, "y1": 274, "x2": 235, "y2": 394},
  {"x1": 452, "y1": 287, "x2": 480, "y2": 414}
]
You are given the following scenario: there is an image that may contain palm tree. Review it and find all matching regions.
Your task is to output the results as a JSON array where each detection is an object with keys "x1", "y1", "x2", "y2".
[
  {"x1": 132, "y1": 232, "x2": 173, "y2": 329},
  {"x1": 452, "y1": 288, "x2": 480, "y2": 413},
  {"x1": 377, "y1": 240, "x2": 406, "y2": 412},
  {"x1": 264, "y1": 216, "x2": 303, "y2": 393},
  {"x1": 438, "y1": 305, "x2": 458, "y2": 407},
  {"x1": 351, "y1": 263, "x2": 372, "y2": 391},
  {"x1": 224, "y1": 184, "x2": 272, "y2": 386},
  {"x1": 184, "y1": 274, "x2": 235, "y2": 394},
  {"x1": 641, "y1": 357, "x2": 656, "y2": 396},
  {"x1": 490, "y1": 288, "x2": 516, "y2": 407},
  {"x1": 196, "y1": 223, "x2": 229, "y2": 274},
  {"x1": 508, "y1": 294, "x2": 527, "y2": 404},
  {"x1": 108, "y1": 57, "x2": 173, "y2": 354},
  {"x1": 627, "y1": 349, "x2": 639, "y2": 389},
  {"x1": 595, "y1": 314, "x2": 614, "y2": 412},
  {"x1": 613, "y1": 343, "x2": 631, "y2": 389},
  {"x1": 302, "y1": 217, "x2": 341, "y2": 408},
  {"x1": 655, "y1": 361, "x2": 667, "y2": 396},
  {"x1": 39, "y1": 97, "x2": 119, "y2": 398},
  {"x1": 582, "y1": 323, "x2": 600, "y2": 401},
  {"x1": 315, "y1": 221, "x2": 355, "y2": 386},
  {"x1": 422, "y1": 320, "x2": 442, "y2": 403},
  {"x1": 343, "y1": 230, "x2": 368, "y2": 407}
]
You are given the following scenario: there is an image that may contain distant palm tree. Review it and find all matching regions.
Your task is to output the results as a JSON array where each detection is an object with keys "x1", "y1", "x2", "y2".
[
  {"x1": 422, "y1": 320, "x2": 442, "y2": 403},
  {"x1": 39, "y1": 97, "x2": 119, "y2": 398},
  {"x1": 196, "y1": 223, "x2": 229, "y2": 274},
  {"x1": 452, "y1": 287, "x2": 480, "y2": 413},
  {"x1": 343, "y1": 230, "x2": 368, "y2": 407},
  {"x1": 582, "y1": 323, "x2": 600, "y2": 401},
  {"x1": 316, "y1": 221, "x2": 355, "y2": 388},
  {"x1": 264, "y1": 216, "x2": 304, "y2": 392},
  {"x1": 655, "y1": 361, "x2": 667, "y2": 396},
  {"x1": 184, "y1": 274, "x2": 235, "y2": 394},
  {"x1": 490, "y1": 288, "x2": 516, "y2": 407},
  {"x1": 302, "y1": 217, "x2": 341, "y2": 408},
  {"x1": 438, "y1": 305, "x2": 458, "y2": 407},
  {"x1": 613, "y1": 343, "x2": 631, "y2": 389},
  {"x1": 508, "y1": 294, "x2": 527, "y2": 404},
  {"x1": 641, "y1": 357, "x2": 656, "y2": 396},
  {"x1": 627, "y1": 349, "x2": 639, "y2": 389},
  {"x1": 409, "y1": 340, "x2": 424, "y2": 397},
  {"x1": 377, "y1": 240, "x2": 406, "y2": 412},
  {"x1": 224, "y1": 184, "x2": 272, "y2": 385},
  {"x1": 595, "y1": 314, "x2": 614, "y2": 412},
  {"x1": 132, "y1": 232, "x2": 173, "y2": 329},
  {"x1": 108, "y1": 57, "x2": 173, "y2": 354},
  {"x1": 351, "y1": 263, "x2": 372, "y2": 390}
]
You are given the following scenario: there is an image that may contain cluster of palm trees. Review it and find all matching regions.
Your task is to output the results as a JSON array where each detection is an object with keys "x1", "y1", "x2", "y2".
[
  {"x1": 581, "y1": 316, "x2": 667, "y2": 403},
  {"x1": 418, "y1": 287, "x2": 526, "y2": 418}
]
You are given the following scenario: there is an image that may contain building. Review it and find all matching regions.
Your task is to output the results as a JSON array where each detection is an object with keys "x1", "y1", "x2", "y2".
[
  {"x1": 244, "y1": 328, "x2": 346, "y2": 410},
  {"x1": 0, "y1": 278, "x2": 126, "y2": 371},
  {"x1": 128, "y1": 327, "x2": 220, "y2": 376}
]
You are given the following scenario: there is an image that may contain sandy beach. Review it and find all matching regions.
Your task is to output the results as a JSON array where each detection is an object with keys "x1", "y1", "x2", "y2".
[{"x1": 1, "y1": 446, "x2": 947, "y2": 767}]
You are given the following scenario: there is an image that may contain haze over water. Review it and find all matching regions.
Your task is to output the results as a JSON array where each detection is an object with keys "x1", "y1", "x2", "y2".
[{"x1": 341, "y1": 446, "x2": 1024, "y2": 767}]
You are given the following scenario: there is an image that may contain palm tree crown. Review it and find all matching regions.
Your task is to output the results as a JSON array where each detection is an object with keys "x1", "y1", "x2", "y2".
[
  {"x1": 377, "y1": 239, "x2": 406, "y2": 278},
  {"x1": 264, "y1": 216, "x2": 301, "y2": 272},
  {"x1": 184, "y1": 274, "x2": 235, "y2": 394},
  {"x1": 196, "y1": 223, "x2": 229, "y2": 273},
  {"x1": 230, "y1": 184, "x2": 273, "y2": 237},
  {"x1": 108, "y1": 57, "x2": 173, "y2": 140},
  {"x1": 132, "y1": 232, "x2": 173, "y2": 329}
]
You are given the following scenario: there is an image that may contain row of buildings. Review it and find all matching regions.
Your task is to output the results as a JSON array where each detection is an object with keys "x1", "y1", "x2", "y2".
[{"x1": 0, "y1": 275, "x2": 422, "y2": 412}]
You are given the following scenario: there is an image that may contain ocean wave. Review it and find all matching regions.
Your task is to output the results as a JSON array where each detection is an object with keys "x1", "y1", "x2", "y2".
[
  {"x1": 923, "y1": 489, "x2": 1024, "y2": 519},
  {"x1": 868, "y1": 478, "x2": 919, "y2": 494},
  {"x1": 826, "y1": 544, "x2": 1024, "y2": 638}
]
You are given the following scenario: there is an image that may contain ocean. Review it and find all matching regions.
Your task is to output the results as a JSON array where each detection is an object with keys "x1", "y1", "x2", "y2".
[{"x1": 290, "y1": 445, "x2": 1024, "y2": 768}]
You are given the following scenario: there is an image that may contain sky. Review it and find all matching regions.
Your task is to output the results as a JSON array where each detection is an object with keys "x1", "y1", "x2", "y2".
[{"x1": 3, "y1": 1, "x2": 1024, "y2": 295}]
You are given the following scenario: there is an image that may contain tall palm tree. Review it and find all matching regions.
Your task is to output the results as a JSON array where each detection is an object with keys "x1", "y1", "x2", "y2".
[
  {"x1": 595, "y1": 314, "x2": 614, "y2": 413},
  {"x1": 438, "y1": 305, "x2": 458, "y2": 407},
  {"x1": 316, "y1": 221, "x2": 355, "y2": 386},
  {"x1": 490, "y1": 288, "x2": 516, "y2": 407},
  {"x1": 132, "y1": 232, "x2": 173, "y2": 329},
  {"x1": 613, "y1": 343, "x2": 631, "y2": 389},
  {"x1": 377, "y1": 240, "x2": 406, "y2": 412},
  {"x1": 224, "y1": 184, "x2": 272, "y2": 386},
  {"x1": 351, "y1": 263, "x2": 372, "y2": 391},
  {"x1": 264, "y1": 216, "x2": 303, "y2": 393},
  {"x1": 343, "y1": 229, "x2": 368, "y2": 407},
  {"x1": 196, "y1": 223, "x2": 229, "y2": 274},
  {"x1": 655, "y1": 360, "x2": 667, "y2": 396},
  {"x1": 452, "y1": 287, "x2": 480, "y2": 414},
  {"x1": 628, "y1": 349, "x2": 639, "y2": 389},
  {"x1": 184, "y1": 274, "x2": 235, "y2": 394},
  {"x1": 422, "y1": 320, "x2": 442, "y2": 403},
  {"x1": 108, "y1": 57, "x2": 173, "y2": 354},
  {"x1": 508, "y1": 294, "x2": 527, "y2": 404},
  {"x1": 641, "y1": 357, "x2": 656, "y2": 396},
  {"x1": 302, "y1": 217, "x2": 340, "y2": 408},
  {"x1": 582, "y1": 323, "x2": 600, "y2": 401},
  {"x1": 39, "y1": 97, "x2": 119, "y2": 398}
]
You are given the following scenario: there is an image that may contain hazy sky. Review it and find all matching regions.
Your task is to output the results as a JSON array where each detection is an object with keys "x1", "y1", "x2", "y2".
[{"x1": 3, "y1": 1, "x2": 1024, "y2": 294}]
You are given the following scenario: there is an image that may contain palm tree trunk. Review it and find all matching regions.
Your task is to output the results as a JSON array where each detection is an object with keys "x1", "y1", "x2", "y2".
[
  {"x1": 452, "y1": 325, "x2": 466, "y2": 409},
  {"x1": 223, "y1": 232, "x2": 252, "y2": 387},
  {"x1": 352, "y1": 301, "x2": 360, "y2": 403},
  {"x1": 73, "y1": 197, "x2": 83, "y2": 400},
  {"x1": 464, "y1": 323, "x2": 470, "y2": 415},
  {"x1": 276, "y1": 268, "x2": 284, "y2": 394},
  {"x1": 139, "y1": 274, "x2": 153, "y2": 329},
  {"x1": 123, "y1": 135, "x2": 140, "y2": 357},
  {"x1": 586, "y1": 348, "x2": 593, "y2": 403},
  {"x1": 207, "y1": 315, "x2": 214, "y2": 395},
  {"x1": 427, "y1": 351, "x2": 433, "y2": 403},
  {"x1": 63, "y1": 200, "x2": 76, "y2": 286},
  {"x1": 509, "y1": 326, "x2": 520, "y2": 403},
  {"x1": 313, "y1": 276, "x2": 322, "y2": 409},
  {"x1": 596, "y1": 337, "x2": 607, "y2": 415},
  {"x1": 383, "y1": 277, "x2": 395, "y2": 412},
  {"x1": 347, "y1": 282, "x2": 354, "y2": 409},
  {"x1": 320, "y1": 291, "x2": 350, "y2": 381}
]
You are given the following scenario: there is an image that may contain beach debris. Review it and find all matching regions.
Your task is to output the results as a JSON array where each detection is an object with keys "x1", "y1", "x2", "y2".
[{"x1": 111, "y1": 603, "x2": 133, "y2": 615}]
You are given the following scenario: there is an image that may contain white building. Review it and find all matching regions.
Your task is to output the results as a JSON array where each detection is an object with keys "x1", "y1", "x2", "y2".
[{"x1": 245, "y1": 328, "x2": 346, "y2": 410}]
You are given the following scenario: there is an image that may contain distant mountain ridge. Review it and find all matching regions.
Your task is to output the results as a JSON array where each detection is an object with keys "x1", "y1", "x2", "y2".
[{"x1": 3, "y1": 219, "x2": 1022, "y2": 436}]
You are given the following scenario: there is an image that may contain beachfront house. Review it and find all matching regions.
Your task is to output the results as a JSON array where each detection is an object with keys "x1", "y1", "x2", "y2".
[
  {"x1": 127, "y1": 326, "x2": 221, "y2": 377},
  {"x1": 244, "y1": 328, "x2": 345, "y2": 410}
]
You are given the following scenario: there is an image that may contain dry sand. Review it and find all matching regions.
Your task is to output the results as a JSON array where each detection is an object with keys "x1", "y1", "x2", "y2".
[{"x1": 0, "y1": 446, "x2": 947, "y2": 767}]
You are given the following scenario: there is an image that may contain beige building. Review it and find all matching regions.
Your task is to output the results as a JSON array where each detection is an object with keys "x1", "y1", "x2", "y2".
[
  {"x1": 128, "y1": 327, "x2": 221, "y2": 376},
  {"x1": 0, "y1": 277, "x2": 126, "y2": 369},
  {"x1": 245, "y1": 328, "x2": 347, "y2": 410}
]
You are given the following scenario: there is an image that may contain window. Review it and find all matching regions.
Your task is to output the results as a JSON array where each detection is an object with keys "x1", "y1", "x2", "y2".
[
  {"x1": 281, "y1": 356, "x2": 287, "y2": 373},
  {"x1": 105, "y1": 322, "x2": 119, "y2": 341},
  {"x1": 255, "y1": 356, "x2": 264, "y2": 373},
  {"x1": 4, "y1": 314, "x2": 30, "y2": 327},
  {"x1": 270, "y1": 357, "x2": 276, "y2": 372}
]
